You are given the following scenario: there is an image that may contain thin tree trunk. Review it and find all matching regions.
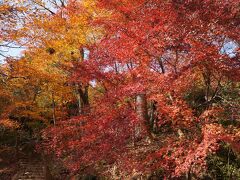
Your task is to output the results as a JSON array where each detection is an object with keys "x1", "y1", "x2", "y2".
[
  {"x1": 78, "y1": 85, "x2": 90, "y2": 114},
  {"x1": 158, "y1": 58, "x2": 165, "y2": 74},
  {"x1": 52, "y1": 92, "x2": 56, "y2": 125},
  {"x1": 149, "y1": 100, "x2": 158, "y2": 133},
  {"x1": 79, "y1": 47, "x2": 84, "y2": 62},
  {"x1": 174, "y1": 50, "x2": 179, "y2": 74},
  {"x1": 203, "y1": 69, "x2": 211, "y2": 103},
  {"x1": 76, "y1": 85, "x2": 82, "y2": 115},
  {"x1": 75, "y1": 48, "x2": 90, "y2": 115}
]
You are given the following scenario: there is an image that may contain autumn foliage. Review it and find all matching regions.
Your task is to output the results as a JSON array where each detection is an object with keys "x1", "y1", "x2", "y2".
[{"x1": 0, "y1": 0, "x2": 240, "y2": 179}]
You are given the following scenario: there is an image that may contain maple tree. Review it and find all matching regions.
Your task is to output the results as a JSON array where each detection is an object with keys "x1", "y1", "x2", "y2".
[
  {"x1": 0, "y1": 0, "x2": 239, "y2": 179},
  {"x1": 39, "y1": 0, "x2": 240, "y2": 178}
]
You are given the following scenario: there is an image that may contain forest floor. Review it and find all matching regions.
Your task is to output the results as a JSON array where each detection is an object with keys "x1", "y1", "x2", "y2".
[
  {"x1": 0, "y1": 143, "x2": 53, "y2": 180},
  {"x1": 0, "y1": 146, "x2": 18, "y2": 179}
]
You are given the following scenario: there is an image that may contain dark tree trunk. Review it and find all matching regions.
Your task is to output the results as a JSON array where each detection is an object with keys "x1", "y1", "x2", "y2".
[
  {"x1": 158, "y1": 58, "x2": 165, "y2": 74},
  {"x1": 77, "y1": 85, "x2": 90, "y2": 114},
  {"x1": 52, "y1": 92, "x2": 56, "y2": 125},
  {"x1": 149, "y1": 100, "x2": 158, "y2": 133}
]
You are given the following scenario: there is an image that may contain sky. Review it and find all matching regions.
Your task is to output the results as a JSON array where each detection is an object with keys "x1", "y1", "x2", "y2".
[
  {"x1": 221, "y1": 41, "x2": 239, "y2": 58},
  {"x1": 0, "y1": 47, "x2": 25, "y2": 64},
  {"x1": 0, "y1": 41, "x2": 238, "y2": 65},
  {"x1": 0, "y1": 0, "x2": 60, "y2": 64}
]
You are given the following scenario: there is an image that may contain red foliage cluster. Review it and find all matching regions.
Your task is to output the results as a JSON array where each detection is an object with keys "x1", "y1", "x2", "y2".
[{"x1": 42, "y1": 0, "x2": 239, "y2": 178}]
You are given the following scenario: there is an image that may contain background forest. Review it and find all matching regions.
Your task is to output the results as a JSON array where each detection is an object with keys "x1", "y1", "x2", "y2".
[{"x1": 0, "y1": 0, "x2": 239, "y2": 179}]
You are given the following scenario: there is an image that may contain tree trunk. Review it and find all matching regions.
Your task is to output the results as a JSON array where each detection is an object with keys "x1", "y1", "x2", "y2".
[
  {"x1": 52, "y1": 92, "x2": 56, "y2": 125},
  {"x1": 135, "y1": 94, "x2": 148, "y2": 139},
  {"x1": 158, "y1": 58, "x2": 165, "y2": 74},
  {"x1": 73, "y1": 48, "x2": 90, "y2": 115},
  {"x1": 77, "y1": 85, "x2": 90, "y2": 115},
  {"x1": 76, "y1": 89, "x2": 82, "y2": 115},
  {"x1": 149, "y1": 100, "x2": 158, "y2": 133}
]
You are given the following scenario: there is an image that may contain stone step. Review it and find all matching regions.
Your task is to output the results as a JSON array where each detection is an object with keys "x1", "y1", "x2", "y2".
[
  {"x1": 13, "y1": 159, "x2": 46, "y2": 180},
  {"x1": 18, "y1": 176, "x2": 45, "y2": 178},
  {"x1": 19, "y1": 172, "x2": 44, "y2": 175},
  {"x1": 17, "y1": 179, "x2": 45, "y2": 180}
]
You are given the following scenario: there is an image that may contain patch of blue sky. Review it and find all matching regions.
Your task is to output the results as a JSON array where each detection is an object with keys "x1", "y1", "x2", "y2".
[
  {"x1": 0, "y1": 45, "x2": 25, "y2": 64},
  {"x1": 220, "y1": 40, "x2": 239, "y2": 58}
]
